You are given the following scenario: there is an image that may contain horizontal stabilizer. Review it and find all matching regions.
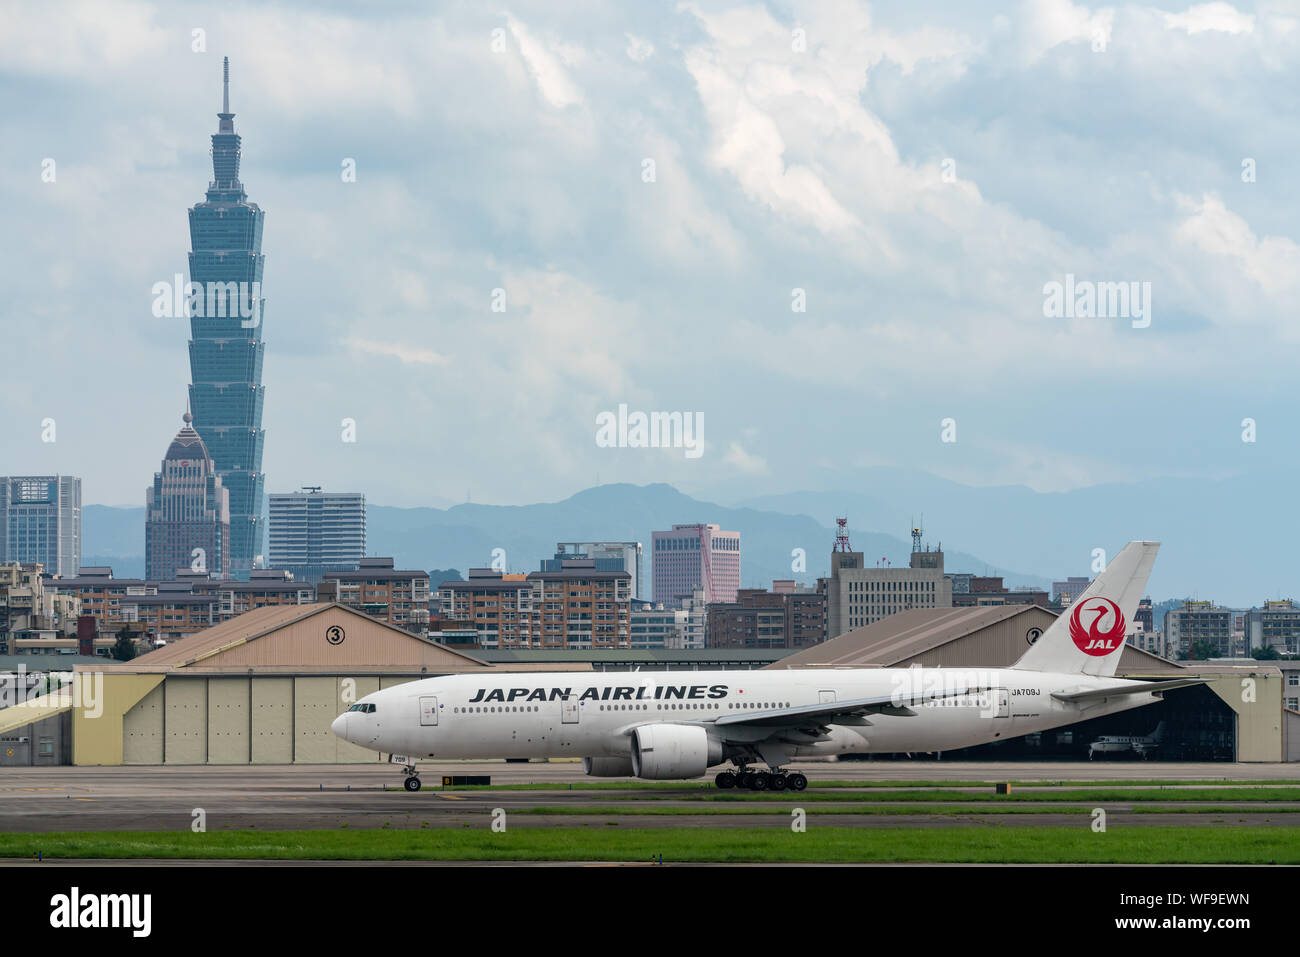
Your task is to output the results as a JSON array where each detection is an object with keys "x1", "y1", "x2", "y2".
[{"x1": 1051, "y1": 678, "x2": 1206, "y2": 704}]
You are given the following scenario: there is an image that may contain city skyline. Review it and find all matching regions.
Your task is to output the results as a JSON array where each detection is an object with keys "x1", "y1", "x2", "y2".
[{"x1": 3, "y1": 2, "x2": 1296, "y2": 517}]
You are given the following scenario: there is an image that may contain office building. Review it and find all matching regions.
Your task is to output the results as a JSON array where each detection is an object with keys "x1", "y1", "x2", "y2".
[
  {"x1": 677, "y1": 586, "x2": 709, "y2": 649},
  {"x1": 1164, "y1": 601, "x2": 1234, "y2": 659},
  {"x1": 949, "y1": 577, "x2": 1050, "y2": 608},
  {"x1": 186, "y1": 58, "x2": 268, "y2": 579},
  {"x1": 0, "y1": 476, "x2": 81, "y2": 578},
  {"x1": 145, "y1": 411, "x2": 231, "y2": 581},
  {"x1": 820, "y1": 525, "x2": 952, "y2": 639},
  {"x1": 268, "y1": 489, "x2": 366, "y2": 584},
  {"x1": 1245, "y1": 601, "x2": 1300, "y2": 657},
  {"x1": 542, "y1": 541, "x2": 643, "y2": 599},
  {"x1": 629, "y1": 600, "x2": 683, "y2": 650},
  {"x1": 1053, "y1": 576, "x2": 1092, "y2": 606},
  {"x1": 705, "y1": 584, "x2": 826, "y2": 650},
  {"x1": 651, "y1": 523, "x2": 740, "y2": 606}
]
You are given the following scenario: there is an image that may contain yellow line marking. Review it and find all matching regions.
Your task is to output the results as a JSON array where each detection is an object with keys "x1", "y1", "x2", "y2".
[{"x1": 437, "y1": 793, "x2": 465, "y2": 801}]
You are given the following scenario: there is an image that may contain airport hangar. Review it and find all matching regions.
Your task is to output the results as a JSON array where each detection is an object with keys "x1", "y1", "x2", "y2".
[
  {"x1": 0, "y1": 603, "x2": 592, "y2": 767},
  {"x1": 766, "y1": 604, "x2": 1294, "y2": 763},
  {"x1": 0, "y1": 602, "x2": 1293, "y2": 765}
]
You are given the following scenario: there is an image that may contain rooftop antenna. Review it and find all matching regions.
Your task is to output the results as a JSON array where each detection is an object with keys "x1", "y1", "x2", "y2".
[
  {"x1": 833, "y1": 517, "x2": 852, "y2": 552},
  {"x1": 223, "y1": 56, "x2": 229, "y2": 114}
]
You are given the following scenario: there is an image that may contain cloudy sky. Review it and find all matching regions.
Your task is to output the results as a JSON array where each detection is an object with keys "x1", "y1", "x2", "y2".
[{"x1": 2, "y1": 0, "x2": 1297, "y2": 509}]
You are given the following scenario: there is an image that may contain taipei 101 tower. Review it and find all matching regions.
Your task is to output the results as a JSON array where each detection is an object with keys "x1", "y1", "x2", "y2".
[{"x1": 186, "y1": 57, "x2": 267, "y2": 579}]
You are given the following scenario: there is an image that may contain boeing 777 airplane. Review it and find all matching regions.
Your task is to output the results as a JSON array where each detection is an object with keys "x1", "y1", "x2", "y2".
[{"x1": 333, "y1": 540, "x2": 1200, "y2": 792}]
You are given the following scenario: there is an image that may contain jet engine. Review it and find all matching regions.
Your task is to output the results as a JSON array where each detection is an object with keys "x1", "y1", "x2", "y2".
[
  {"x1": 630, "y1": 723, "x2": 723, "y2": 780},
  {"x1": 582, "y1": 756, "x2": 635, "y2": 777}
]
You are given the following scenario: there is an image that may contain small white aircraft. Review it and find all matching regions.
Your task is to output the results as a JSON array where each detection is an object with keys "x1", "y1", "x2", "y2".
[
  {"x1": 1088, "y1": 721, "x2": 1166, "y2": 760},
  {"x1": 333, "y1": 540, "x2": 1202, "y2": 792}
]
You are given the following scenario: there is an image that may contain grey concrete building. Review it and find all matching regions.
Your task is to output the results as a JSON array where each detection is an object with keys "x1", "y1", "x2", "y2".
[{"x1": 820, "y1": 536, "x2": 952, "y2": 640}]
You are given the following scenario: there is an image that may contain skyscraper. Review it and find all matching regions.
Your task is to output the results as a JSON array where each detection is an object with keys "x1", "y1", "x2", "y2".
[
  {"x1": 145, "y1": 410, "x2": 231, "y2": 580},
  {"x1": 268, "y1": 489, "x2": 367, "y2": 584},
  {"x1": 187, "y1": 57, "x2": 267, "y2": 579},
  {"x1": 0, "y1": 476, "x2": 81, "y2": 578},
  {"x1": 651, "y1": 523, "x2": 741, "y2": 607}
]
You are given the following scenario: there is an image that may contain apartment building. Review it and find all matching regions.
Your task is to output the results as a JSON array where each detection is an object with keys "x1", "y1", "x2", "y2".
[{"x1": 318, "y1": 558, "x2": 431, "y2": 631}]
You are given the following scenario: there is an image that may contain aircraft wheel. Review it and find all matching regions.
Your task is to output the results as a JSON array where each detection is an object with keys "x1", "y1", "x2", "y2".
[
  {"x1": 750, "y1": 771, "x2": 770, "y2": 791},
  {"x1": 715, "y1": 771, "x2": 737, "y2": 789},
  {"x1": 738, "y1": 771, "x2": 756, "y2": 789},
  {"x1": 788, "y1": 772, "x2": 808, "y2": 792},
  {"x1": 769, "y1": 774, "x2": 788, "y2": 792},
  {"x1": 403, "y1": 776, "x2": 422, "y2": 792}
]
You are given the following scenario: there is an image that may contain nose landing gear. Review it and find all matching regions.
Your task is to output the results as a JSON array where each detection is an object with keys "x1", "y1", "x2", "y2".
[
  {"x1": 402, "y1": 765, "x2": 422, "y2": 792},
  {"x1": 715, "y1": 767, "x2": 808, "y2": 792}
]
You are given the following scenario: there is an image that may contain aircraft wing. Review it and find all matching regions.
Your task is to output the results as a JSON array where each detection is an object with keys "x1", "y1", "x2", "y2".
[
  {"x1": 714, "y1": 686, "x2": 991, "y2": 729},
  {"x1": 1051, "y1": 678, "x2": 1206, "y2": 704}
]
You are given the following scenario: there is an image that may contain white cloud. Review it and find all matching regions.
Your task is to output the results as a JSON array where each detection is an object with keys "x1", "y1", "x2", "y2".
[
  {"x1": 1163, "y1": 3, "x2": 1255, "y2": 35},
  {"x1": 625, "y1": 33, "x2": 654, "y2": 62},
  {"x1": 0, "y1": 0, "x2": 168, "y2": 77},
  {"x1": 723, "y1": 441, "x2": 768, "y2": 474},
  {"x1": 506, "y1": 14, "x2": 585, "y2": 108},
  {"x1": 1017, "y1": 0, "x2": 1114, "y2": 63},
  {"x1": 344, "y1": 338, "x2": 447, "y2": 366},
  {"x1": 1175, "y1": 193, "x2": 1300, "y2": 297}
]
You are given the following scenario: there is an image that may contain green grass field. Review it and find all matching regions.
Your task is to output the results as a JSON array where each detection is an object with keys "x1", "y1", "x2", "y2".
[{"x1": 3, "y1": 826, "x2": 1297, "y2": 864}]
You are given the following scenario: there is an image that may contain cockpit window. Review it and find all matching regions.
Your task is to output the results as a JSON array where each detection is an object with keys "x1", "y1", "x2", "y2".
[{"x1": 346, "y1": 703, "x2": 377, "y2": 713}]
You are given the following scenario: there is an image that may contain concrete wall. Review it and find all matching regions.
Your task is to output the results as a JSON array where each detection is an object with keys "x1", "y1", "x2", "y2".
[
  {"x1": 1210, "y1": 674, "x2": 1284, "y2": 762},
  {"x1": 1287, "y1": 710, "x2": 1300, "y2": 763}
]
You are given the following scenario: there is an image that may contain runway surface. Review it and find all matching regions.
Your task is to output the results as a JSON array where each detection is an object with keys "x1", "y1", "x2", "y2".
[{"x1": 1, "y1": 761, "x2": 1297, "y2": 833}]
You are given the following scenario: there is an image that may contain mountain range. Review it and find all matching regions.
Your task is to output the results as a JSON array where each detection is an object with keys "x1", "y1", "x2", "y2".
[
  {"x1": 79, "y1": 470, "x2": 1290, "y2": 605},
  {"x1": 82, "y1": 482, "x2": 1052, "y2": 595}
]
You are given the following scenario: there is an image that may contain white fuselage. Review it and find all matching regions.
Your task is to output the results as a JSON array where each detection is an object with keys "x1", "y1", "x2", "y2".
[{"x1": 332, "y1": 667, "x2": 1163, "y2": 771}]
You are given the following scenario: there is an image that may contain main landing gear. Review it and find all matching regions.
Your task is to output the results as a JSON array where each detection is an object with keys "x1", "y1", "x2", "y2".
[
  {"x1": 402, "y1": 765, "x2": 422, "y2": 792},
  {"x1": 715, "y1": 768, "x2": 808, "y2": 792}
]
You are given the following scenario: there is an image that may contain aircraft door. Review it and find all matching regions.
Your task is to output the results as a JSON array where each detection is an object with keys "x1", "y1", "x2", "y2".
[
  {"x1": 992, "y1": 689, "x2": 1010, "y2": 719},
  {"x1": 561, "y1": 698, "x2": 579, "y2": 724},
  {"x1": 819, "y1": 690, "x2": 836, "y2": 704},
  {"x1": 419, "y1": 696, "x2": 439, "y2": 726}
]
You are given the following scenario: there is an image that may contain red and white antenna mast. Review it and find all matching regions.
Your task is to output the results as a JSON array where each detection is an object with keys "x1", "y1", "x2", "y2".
[{"x1": 834, "y1": 517, "x2": 852, "y2": 552}]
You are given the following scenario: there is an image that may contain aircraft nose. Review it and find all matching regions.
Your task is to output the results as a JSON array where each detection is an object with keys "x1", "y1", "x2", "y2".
[{"x1": 331, "y1": 713, "x2": 350, "y2": 742}]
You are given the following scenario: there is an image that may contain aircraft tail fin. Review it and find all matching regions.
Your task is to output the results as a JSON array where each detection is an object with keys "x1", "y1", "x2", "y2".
[{"x1": 1013, "y1": 541, "x2": 1158, "y2": 677}]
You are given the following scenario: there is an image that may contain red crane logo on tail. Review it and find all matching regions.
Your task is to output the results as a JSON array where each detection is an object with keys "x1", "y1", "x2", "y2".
[{"x1": 1069, "y1": 597, "x2": 1126, "y2": 656}]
